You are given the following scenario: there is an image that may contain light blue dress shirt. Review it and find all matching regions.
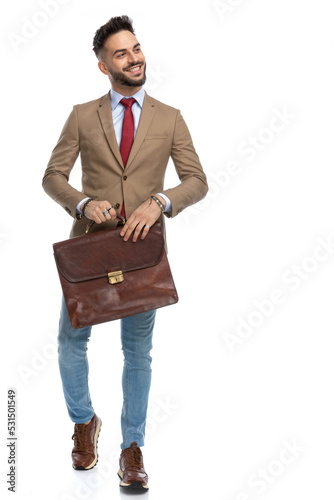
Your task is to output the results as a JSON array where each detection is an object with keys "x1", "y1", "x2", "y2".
[{"x1": 77, "y1": 88, "x2": 171, "y2": 214}]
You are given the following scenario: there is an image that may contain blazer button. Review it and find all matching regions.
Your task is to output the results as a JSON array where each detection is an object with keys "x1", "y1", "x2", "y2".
[
  {"x1": 123, "y1": 175, "x2": 127, "y2": 181},
  {"x1": 114, "y1": 203, "x2": 120, "y2": 209}
]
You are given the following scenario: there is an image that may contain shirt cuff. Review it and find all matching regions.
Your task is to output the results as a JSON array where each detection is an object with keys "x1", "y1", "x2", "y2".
[
  {"x1": 157, "y1": 193, "x2": 171, "y2": 213},
  {"x1": 76, "y1": 197, "x2": 90, "y2": 214}
]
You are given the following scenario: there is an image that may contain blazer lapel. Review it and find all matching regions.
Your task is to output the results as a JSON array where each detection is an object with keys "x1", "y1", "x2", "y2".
[
  {"x1": 125, "y1": 93, "x2": 155, "y2": 170},
  {"x1": 97, "y1": 92, "x2": 124, "y2": 169}
]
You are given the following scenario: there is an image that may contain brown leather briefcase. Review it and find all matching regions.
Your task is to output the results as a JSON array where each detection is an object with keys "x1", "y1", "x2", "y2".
[{"x1": 53, "y1": 221, "x2": 178, "y2": 329}]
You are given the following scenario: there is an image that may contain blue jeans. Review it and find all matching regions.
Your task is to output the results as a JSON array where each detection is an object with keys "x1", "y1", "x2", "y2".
[{"x1": 57, "y1": 296, "x2": 156, "y2": 449}]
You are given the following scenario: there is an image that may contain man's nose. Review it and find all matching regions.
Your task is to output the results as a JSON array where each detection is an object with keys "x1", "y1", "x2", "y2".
[{"x1": 127, "y1": 52, "x2": 138, "y2": 64}]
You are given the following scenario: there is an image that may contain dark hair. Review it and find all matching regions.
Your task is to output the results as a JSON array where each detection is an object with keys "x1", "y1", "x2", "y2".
[{"x1": 92, "y1": 15, "x2": 135, "y2": 59}]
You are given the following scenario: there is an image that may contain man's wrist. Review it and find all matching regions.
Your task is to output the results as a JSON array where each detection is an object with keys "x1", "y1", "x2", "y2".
[
  {"x1": 156, "y1": 193, "x2": 171, "y2": 213},
  {"x1": 77, "y1": 197, "x2": 90, "y2": 214},
  {"x1": 150, "y1": 195, "x2": 165, "y2": 213},
  {"x1": 154, "y1": 194, "x2": 166, "y2": 210}
]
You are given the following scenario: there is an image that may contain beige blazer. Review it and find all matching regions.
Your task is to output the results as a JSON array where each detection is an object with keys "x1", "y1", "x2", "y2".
[{"x1": 43, "y1": 91, "x2": 208, "y2": 238}]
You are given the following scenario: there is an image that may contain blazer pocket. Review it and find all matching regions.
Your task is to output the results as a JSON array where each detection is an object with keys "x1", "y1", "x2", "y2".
[{"x1": 145, "y1": 134, "x2": 168, "y2": 140}]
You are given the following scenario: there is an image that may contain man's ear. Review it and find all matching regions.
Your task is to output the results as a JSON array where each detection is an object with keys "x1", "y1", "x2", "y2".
[{"x1": 98, "y1": 61, "x2": 109, "y2": 75}]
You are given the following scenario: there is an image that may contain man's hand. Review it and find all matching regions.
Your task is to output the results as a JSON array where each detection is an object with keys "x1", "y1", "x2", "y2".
[
  {"x1": 120, "y1": 196, "x2": 165, "y2": 242},
  {"x1": 81, "y1": 200, "x2": 117, "y2": 223}
]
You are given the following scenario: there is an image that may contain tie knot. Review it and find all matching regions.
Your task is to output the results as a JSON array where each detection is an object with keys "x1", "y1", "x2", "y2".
[{"x1": 120, "y1": 98, "x2": 136, "y2": 109}]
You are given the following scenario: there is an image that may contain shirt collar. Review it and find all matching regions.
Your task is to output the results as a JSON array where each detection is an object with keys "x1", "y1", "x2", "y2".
[{"x1": 110, "y1": 87, "x2": 145, "y2": 111}]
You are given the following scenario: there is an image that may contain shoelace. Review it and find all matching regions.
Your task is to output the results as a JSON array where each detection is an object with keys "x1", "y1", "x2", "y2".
[
  {"x1": 123, "y1": 446, "x2": 143, "y2": 468},
  {"x1": 72, "y1": 424, "x2": 88, "y2": 452}
]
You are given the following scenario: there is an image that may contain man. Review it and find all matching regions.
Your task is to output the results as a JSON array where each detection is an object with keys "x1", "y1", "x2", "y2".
[{"x1": 43, "y1": 15, "x2": 208, "y2": 491}]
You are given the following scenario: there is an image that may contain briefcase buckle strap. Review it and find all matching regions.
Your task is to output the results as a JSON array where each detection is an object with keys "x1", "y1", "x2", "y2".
[{"x1": 108, "y1": 270, "x2": 124, "y2": 285}]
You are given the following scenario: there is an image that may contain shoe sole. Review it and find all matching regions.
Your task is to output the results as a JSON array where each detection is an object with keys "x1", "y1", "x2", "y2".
[
  {"x1": 118, "y1": 469, "x2": 149, "y2": 491},
  {"x1": 73, "y1": 418, "x2": 102, "y2": 471}
]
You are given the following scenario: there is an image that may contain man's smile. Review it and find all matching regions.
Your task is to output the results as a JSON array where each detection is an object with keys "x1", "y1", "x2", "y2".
[{"x1": 126, "y1": 64, "x2": 143, "y2": 75}]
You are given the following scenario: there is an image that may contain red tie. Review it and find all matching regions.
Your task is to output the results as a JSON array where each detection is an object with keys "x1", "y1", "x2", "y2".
[{"x1": 119, "y1": 98, "x2": 136, "y2": 217}]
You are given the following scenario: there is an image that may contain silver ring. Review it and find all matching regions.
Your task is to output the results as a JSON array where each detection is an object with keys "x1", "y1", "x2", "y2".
[
  {"x1": 146, "y1": 225, "x2": 150, "y2": 229},
  {"x1": 103, "y1": 210, "x2": 109, "y2": 217}
]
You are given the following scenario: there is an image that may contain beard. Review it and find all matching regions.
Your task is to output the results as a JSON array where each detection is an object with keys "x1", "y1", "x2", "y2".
[{"x1": 107, "y1": 61, "x2": 147, "y2": 88}]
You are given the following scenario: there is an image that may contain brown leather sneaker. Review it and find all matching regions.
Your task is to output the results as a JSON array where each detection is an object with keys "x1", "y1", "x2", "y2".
[
  {"x1": 71, "y1": 413, "x2": 101, "y2": 470},
  {"x1": 118, "y1": 442, "x2": 149, "y2": 491}
]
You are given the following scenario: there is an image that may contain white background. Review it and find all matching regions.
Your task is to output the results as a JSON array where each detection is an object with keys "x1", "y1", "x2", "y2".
[{"x1": 1, "y1": 0, "x2": 334, "y2": 499}]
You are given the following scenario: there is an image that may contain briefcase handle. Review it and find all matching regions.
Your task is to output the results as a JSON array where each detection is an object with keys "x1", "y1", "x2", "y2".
[{"x1": 85, "y1": 213, "x2": 126, "y2": 235}]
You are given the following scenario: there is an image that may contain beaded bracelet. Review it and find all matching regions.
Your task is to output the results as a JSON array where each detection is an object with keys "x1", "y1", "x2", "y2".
[
  {"x1": 81, "y1": 198, "x2": 93, "y2": 217},
  {"x1": 151, "y1": 195, "x2": 165, "y2": 213}
]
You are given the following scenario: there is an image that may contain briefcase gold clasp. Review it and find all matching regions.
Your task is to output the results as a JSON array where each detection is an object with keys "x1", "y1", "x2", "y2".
[{"x1": 108, "y1": 270, "x2": 124, "y2": 285}]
